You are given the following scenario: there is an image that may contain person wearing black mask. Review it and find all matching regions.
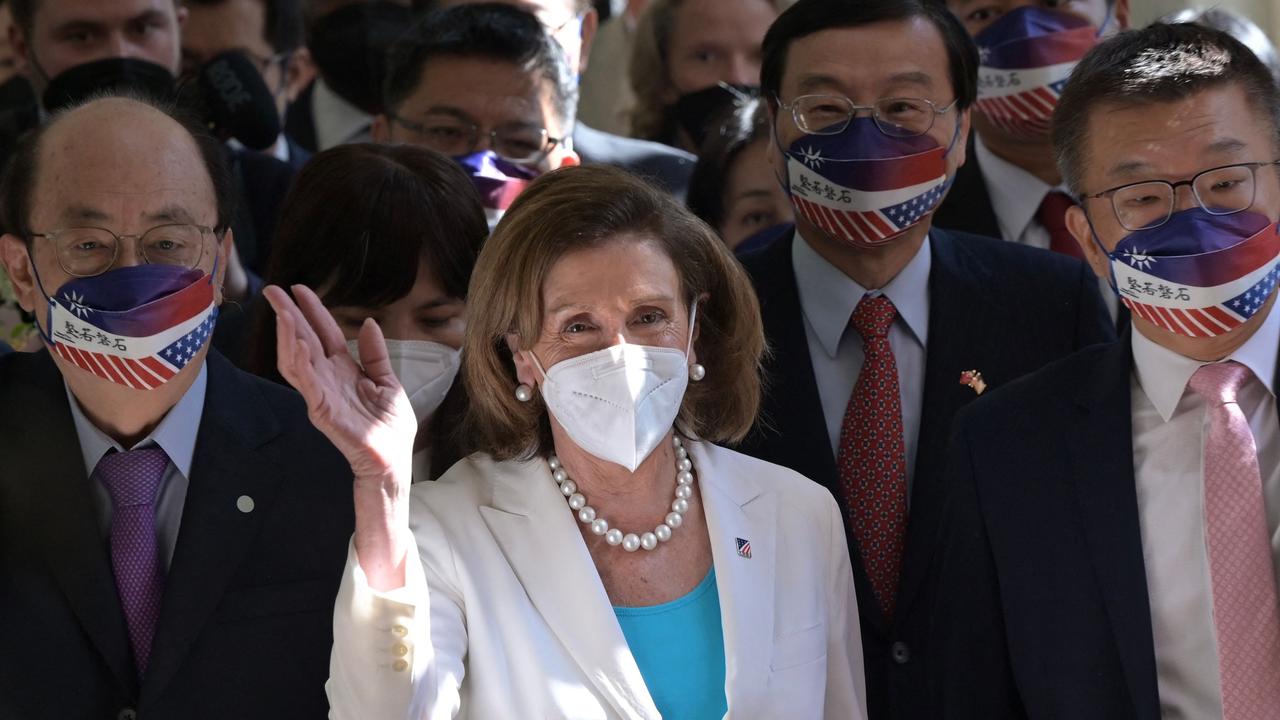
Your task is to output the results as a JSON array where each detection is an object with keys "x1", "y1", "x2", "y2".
[
  {"x1": 8, "y1": 0, "x2": 297, "y2": 305},
  {"x1": 285, "y1": 0, "x2": 413, "y2": 152}
]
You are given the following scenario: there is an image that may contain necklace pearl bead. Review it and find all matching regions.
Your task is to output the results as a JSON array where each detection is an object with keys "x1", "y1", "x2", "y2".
[{"x1": 551, "y1": 437, "x2": 693, "y2": 553}]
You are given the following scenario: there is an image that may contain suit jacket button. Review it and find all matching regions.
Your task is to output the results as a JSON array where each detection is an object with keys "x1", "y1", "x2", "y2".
[
  {"x1": 891, "y1": 641, "x2": 911, "y2": 664},
  {"x1": 118, "y1": 709, "x2": 137, "y2": 720}
]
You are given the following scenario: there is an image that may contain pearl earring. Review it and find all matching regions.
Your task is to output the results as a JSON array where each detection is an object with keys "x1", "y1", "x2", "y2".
[
  {"x1": 689, "y1": 364, "x2": 706, "y2": 382},
  {"x1": 514, "y1": 383, "x2": 534, "y2": 402}
]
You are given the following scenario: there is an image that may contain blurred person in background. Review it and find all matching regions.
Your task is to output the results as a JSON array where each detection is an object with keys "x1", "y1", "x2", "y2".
[
  {"x1": 181, "y1": 0, "x2": 317, "y2": 172},
  {"x1": 686, "y1": 96, "x2": 792, "y2": 252},
  {"x1": 421, "y1": 0, "x2": 698, "y2": 199},
  {"x1": 373, "y1": 3, "x2": 580, "y2": 228},
  {"x1": 578, "y1": 0, "x2": 647, "y2": 135},
  {"x1": 629, "y1": 0, "x2": 777, "y2": 152},
  {"x1": 249, "y1": 143, "x2": 487, "y2": 480},
  {"x1": 1160, "y1": 6, "x2": 1280, "y2": 85}
]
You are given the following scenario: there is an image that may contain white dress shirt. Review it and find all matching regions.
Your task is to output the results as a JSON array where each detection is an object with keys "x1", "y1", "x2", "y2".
[
  {"x1": 67, "y1": 364, "x2": 208, "y2": 571},
  {"x1": 792, "y1": 232, "x2": 929, "y2": 491},
  {"x1": 327, "y1": 442, "x2": 868, "y2": 719},
  {"x1": 1130, "y1": 305, "x2": 1280, "y2": 719}
]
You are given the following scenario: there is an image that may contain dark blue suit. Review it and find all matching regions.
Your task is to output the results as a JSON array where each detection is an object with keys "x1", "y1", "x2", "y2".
[
  {"x1": 0, "y1": 349, "x2": 354, "y2": 719},
  {"x1": 930, "y1": 339, "x2": 1280, "y2": 719},
  {"x1": 735, "y1": 227, "x2": 1115, "y2": 720}
]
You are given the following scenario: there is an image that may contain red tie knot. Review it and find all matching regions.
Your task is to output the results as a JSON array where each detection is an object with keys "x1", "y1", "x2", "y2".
[
  {"x1": 1188, "y1": 360, "x2": 1252, "y2": 406},
  {"x1": 851, "y1": 294, "x2": 898, "y2": 341}
]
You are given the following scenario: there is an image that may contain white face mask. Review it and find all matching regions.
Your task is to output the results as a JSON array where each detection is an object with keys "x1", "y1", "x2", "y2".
[
  {"x1": 346, "y1": 338, "x2": 461, "y2": 425},
  {"x1": 531, "y1": 305, "x2": 696, "y2": 472}
]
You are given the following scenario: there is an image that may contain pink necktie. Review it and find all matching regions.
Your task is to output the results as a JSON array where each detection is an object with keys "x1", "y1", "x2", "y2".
[{"x1": 1188, "y1": 361, "x2": 1280, "y2": 719}]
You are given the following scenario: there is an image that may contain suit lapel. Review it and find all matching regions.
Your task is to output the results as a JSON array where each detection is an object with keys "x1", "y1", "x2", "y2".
[
  {"x1": 141, "y1": 353, "x2": 285, "y2": 701},
  {"x1": 1068, "y1": 342, "x2": 1160, "y2": 720},
  {"x1": 479, "y1": 457, "x2": 660, "y2": 720},
  {"x1": 0, "y1": 352, "x2": 137, "y2": 695},
  {"x1": 694, "y1": 443, "x2": 776, "y2": 717},
  {"x1": 932, "y1": 134, "x2": 1002, "y2": 240},
  {"x1": 897, "y1": 232, "x2": 1003, "y2": 620}
]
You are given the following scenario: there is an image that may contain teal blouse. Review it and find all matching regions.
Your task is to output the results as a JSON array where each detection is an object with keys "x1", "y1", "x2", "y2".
[{"x1": 614, "y1": 568, "x2": 728, "y2": 719}]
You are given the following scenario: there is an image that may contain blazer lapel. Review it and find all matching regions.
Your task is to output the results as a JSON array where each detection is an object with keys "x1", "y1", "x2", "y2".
[
  {"x1": 1068, "y1": 342, "x2": 1161, "y2": 720},
  {"x1": 479, "y1": 457, "x2": 660, "y2": 720},
  {"x1": 1, "y1": 352, "x2": 136, "y2": 695},
  {"x1": 142, "y1": 353, "x2": 286, "y2": 701},
  {"x1": 694, "y1": 443, "x2": 777, "y2": 718}
]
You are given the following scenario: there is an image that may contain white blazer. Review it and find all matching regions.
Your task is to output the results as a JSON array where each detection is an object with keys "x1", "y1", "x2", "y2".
[{"x1": 327, "y1": 441, "x2": 868, "y2": 720}]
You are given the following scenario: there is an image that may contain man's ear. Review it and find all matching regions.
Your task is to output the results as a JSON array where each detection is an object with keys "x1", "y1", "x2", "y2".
[
  {"x1": 555, "y1": 149, "x2": 581, "y2": 168},
  {"x1": 216, "y1": 229, "x2": 233, "y2": 303},
  {"x1": 1111, "y1": 0, "x2": 1131, "y2": 30},
  {"x1": 10, "y1": 22, "x2": 31, "y2": 76},
  {"x1": 506, "y1": 333, "x2": 539, "y2": 388},
  {"x1": 371, "y1": 113, "x2": 392, "y2": 143},
  {"x1": 1066, "y1": 204, "x2": 1111, "y2": 280},
  {"x1": 0, "y1": 233, "x2": 38, "y2": 312},
  {"x1": 283, "y1": 48, "x2": 317, "y2": 105},
  {"x1": 577, "y1": 8, "x2": 600, "y2": 75},
  {"x1": 951, "y1": 108, "x2": 971, "y2": 170}
]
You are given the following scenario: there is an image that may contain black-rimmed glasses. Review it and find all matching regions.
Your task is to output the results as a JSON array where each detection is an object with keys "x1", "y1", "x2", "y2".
[
  {"x1": 389, "y1": 113, "x2": 563, "y2": 165},
  {"x1": 1080, "y1": 160, "x2": 1280, "y2": 231}
]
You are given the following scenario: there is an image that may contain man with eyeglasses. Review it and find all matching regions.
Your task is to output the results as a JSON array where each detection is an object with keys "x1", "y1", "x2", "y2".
[
  {"x1": 733, "y1": 1, "x2": 1113, "y2": 719},
  {"x1": 0, "y1": 94, "x2": 354, "y2": 718},
  {"x1": 931, "y1": 22, "x2": 1280, "y2": 719},
  {"x1": 373, "y1": 3, "x2": 580, "y2": 227},
  {"x1": 181, "y1": 0, "x2": 317, "y2": 172}
]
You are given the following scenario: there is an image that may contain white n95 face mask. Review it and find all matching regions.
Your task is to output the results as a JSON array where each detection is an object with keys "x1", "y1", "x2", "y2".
[
  {"x1": 346, "y1": 338, "x2": 461, "y2": 425},
  {"x1": 531, "y1": 305, "x2": 697, "y2": 472}
]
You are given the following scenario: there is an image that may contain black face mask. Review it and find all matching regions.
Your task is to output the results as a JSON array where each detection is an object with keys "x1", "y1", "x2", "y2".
[
  {"x1": 306, "y1": 1, "x2": 412, "y2": 115},
  {"x1": 671, "y1": 82, "x2": 759, "y2": 149},
  {"x1": 42, "y1": 57, "x2": 176, "y2": 113},
  {"x1": 0, "y1": 75, "x2": 39, "y2": 140}
]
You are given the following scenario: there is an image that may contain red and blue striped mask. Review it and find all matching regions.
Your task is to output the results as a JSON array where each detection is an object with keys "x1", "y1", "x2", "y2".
[
  {"x1": 781, "y1": 117, "x2": 958, "y2": 248},
  {"x1": 974, "y1": 7, "x2": 1100, "y2": 139},
  {"x1": 1107, "y1": 209, "x2": 1280, "y2": 338},
  {"x1": 36, "y1": 263, "x2": 218, "y2": 390}
]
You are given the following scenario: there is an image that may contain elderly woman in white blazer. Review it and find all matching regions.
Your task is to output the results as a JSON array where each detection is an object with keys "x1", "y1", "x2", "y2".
[{"x1": 265, "y1": 164, "x2": 867, "y2": 719}]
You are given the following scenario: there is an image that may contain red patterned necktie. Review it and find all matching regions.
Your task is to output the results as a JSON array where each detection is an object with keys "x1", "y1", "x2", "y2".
[
  {"x1": 1037, "y1": 190, "x2": 1085, "y2": 259},
  {"x1": 837, "y1": 294, "x2": 908, "y2": 622}
]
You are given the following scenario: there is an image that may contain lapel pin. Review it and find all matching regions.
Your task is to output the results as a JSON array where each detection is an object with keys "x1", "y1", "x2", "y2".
[
  {"x1": 236, "y1": 495, "x2": 255, "y2": 514},
  {"x1": 736, "y1": 537, "x2": 752, "y2": 559},
  {"x1": 959, "y1": 369, "x2": 987, "y2": 396}
]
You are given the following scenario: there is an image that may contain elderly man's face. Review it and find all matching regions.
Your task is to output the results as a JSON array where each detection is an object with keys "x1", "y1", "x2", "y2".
[
  {"x1": 0, "y1": 99, "x2": 226, "y2": 332},
  {"x1": 1065, "y1": 83, "x2": 1280, "y2": 358},
  {"x1": 374, "y1": 55, "x2": 576, "y2": 173},
  {"x1": 11, "y1": 0, "x2": 185, "y2": 89}
]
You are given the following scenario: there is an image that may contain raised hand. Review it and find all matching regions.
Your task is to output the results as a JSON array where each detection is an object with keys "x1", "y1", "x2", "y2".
[{"x1": 264, "y1": 284, "x2": 415, "y2": 588}]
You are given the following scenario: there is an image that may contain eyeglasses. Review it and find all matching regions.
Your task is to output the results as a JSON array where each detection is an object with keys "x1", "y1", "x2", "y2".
[
  {"x1": 1081, "y1": 161, "x2": 1280, "y2": 231},
  {"x1": 29, "y1": 224, "x2": 221, "y2": 278},
  {"x1": 389, "y1": 113, "x2": 563, "y2": 165},
  {"x1": 777, "y1": 94, "x2": 958, "y2": 138}
]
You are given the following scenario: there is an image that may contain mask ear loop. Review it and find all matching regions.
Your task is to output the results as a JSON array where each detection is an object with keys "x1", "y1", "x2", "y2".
[
  {"x1": 1081, "y1": 202, "x2": 1121, "y2": 294},
  {"x1": 27, "y1": 256, "x2": 59, "y2": 345}
]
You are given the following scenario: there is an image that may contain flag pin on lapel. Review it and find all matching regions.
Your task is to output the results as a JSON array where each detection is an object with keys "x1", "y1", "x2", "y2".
[
  {"x1": 736, "y1": 537, "x2": 752, "y2": 559},
  {"x1": 959, "y1": 369, "x2": 987, "y2": 396}
]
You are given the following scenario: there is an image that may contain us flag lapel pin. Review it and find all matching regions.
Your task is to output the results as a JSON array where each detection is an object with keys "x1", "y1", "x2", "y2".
[{"x1": 736, "y1": 538, "x2": 752, "y2": 559}]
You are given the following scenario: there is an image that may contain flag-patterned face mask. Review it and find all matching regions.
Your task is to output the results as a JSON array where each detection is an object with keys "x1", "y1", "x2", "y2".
[
  {"x1": 1106, "y1": 209, "x2": 1280, "y2": 338},
  {"x1": 455, "y1": 150, "x2": 539, "y2": 231},
  {"x1": 34, "y1": 263, "x2": 219, "y2": 390},
  {"x1": 780, "y1": 116, "x2": 959, "y2": 249},
  {"x1": 974, "y1": 7, "x2": 1100, "y2": 140}
]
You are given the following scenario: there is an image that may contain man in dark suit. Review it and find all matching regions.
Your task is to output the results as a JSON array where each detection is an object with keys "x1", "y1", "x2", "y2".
[
  {"x1": 421, "y1": 0, "x2": 696, "y2": 198},
  {"x1": 931, "y1": 0, "x2": 1128, "y2": 256},
  {"x1": 932, "y1": 23, "x2": 1280, "y2": 718},
  {"x1": 0, "y1": 94, "x2": 354, "y2": 719},
  {"x1": 735, "y1": 2, "x2": 1113, "y2": 718}
]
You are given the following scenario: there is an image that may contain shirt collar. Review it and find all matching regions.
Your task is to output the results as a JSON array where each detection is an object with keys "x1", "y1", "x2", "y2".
[
  {"x1": 312, "y1": 78, "x2": 371, "y2": 149},
  {"x1": 792, "y1": 230, "x2": 931, "y2": 358},
  {"x1": 66, "y1": 363, "x2": 208, "y2": 479},
  {"x1": 1132, "y1": 299, "x2": 1280, "y2": 422},
  {"x1": 974, "y1": 135, "x2": 1061, "y2": 242}
]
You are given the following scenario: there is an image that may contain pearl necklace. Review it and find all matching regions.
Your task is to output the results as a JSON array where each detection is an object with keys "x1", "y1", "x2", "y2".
[{"x1": 550, "y1": 436, "x2": 694, "y2": 553}]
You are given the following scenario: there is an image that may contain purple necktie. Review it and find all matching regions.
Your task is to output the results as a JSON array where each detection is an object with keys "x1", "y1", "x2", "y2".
[{"x1": 93, "y1": 447, "x2": 169, "y2": 677}]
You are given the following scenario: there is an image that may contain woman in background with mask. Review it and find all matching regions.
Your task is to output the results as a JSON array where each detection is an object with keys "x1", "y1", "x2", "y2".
[
  {"x1": 249, "y1": 142, "x2": 485, "y2": 480},
  {"x1": 266, "y1": 164, "x2": 867, "y2": 719},
  {"x1": 629, "y1": 0, "x2": 778, "y2": 151}
]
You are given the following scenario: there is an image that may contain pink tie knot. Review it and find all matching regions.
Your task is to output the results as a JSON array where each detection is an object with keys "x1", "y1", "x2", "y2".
[
  {"x1": 1188, "y1": 361, "x2": 1252, "y2": 407},
  {"x1": 851, "y1": 294, "x2": 897, "y2": 341},
  {"x1": 95, "y1": 447, "x2": 169, "y2": 508}
]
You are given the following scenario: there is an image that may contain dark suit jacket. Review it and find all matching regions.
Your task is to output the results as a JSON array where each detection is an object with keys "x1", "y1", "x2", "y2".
[
  {"x1": 931, "y1": 338, "x2": 1280, "y2": 719},
  {"x1": 735, "y1": 227, "x2": 1115, "y2": 720},
  {"x1": 572, "y1": 123, "x2": 696, "y2": 201},
  {"x1": 931, "y1": 134, "x2": 1001, "y2": 240},
  {"x1": 0, "y1": 350, "x2": 355, "y2": 719},
  {"x1": 228, "y1": 147, "x2": 294, "y2": 278}
]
